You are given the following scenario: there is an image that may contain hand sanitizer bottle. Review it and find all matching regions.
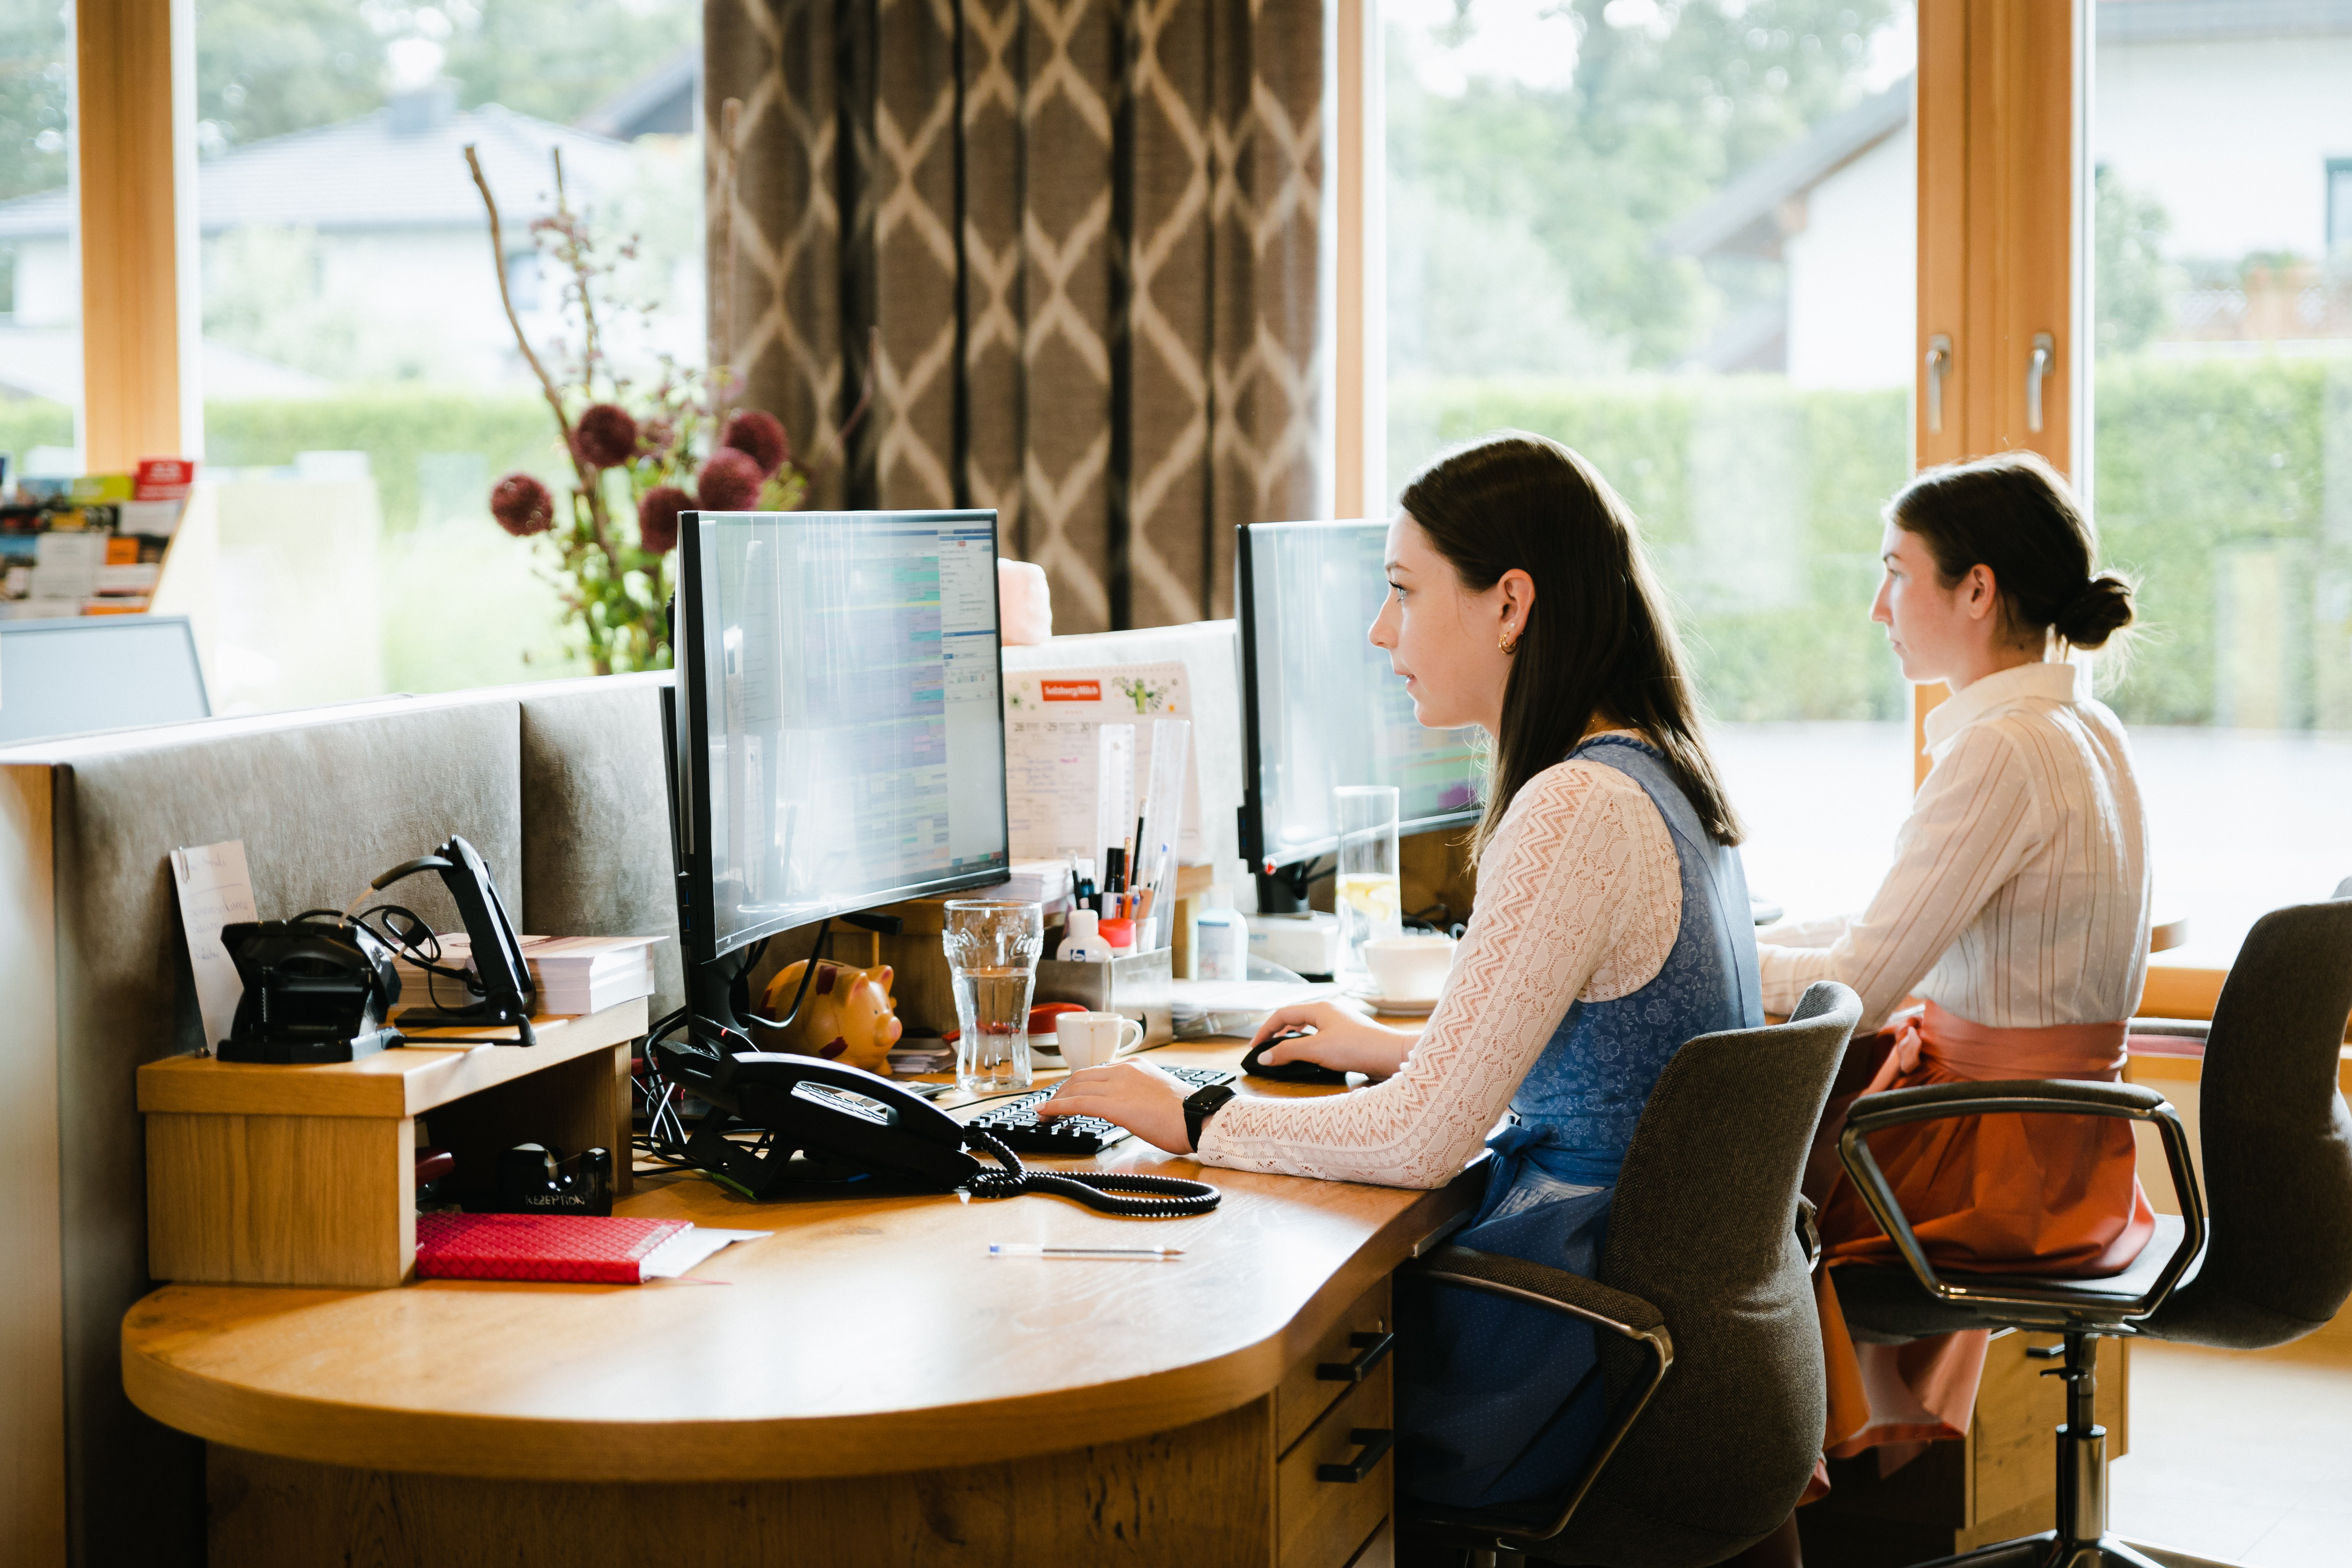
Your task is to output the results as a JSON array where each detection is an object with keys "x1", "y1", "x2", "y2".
[
  {"x1": 1192, "y1": 869, "x2": 1249, "y2": 981},
  {"x1": 1057, "y1": 907, "x2": 1110, "y2": 963}
]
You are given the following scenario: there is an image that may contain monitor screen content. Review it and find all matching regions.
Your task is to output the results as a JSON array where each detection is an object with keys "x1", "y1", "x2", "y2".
[
  {"x1": 679, "y1": 509, "x2": 1008, "y2": 957},
  {"x1": 1239, "y1": 520, "x2": 1483, "y2": 870},
  {"x1": 0, "y1": 614, "x2": 210, "y2": 745}
]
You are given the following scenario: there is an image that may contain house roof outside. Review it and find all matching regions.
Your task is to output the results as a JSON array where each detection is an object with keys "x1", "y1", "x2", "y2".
[
  {"x1": 574, "y1": 44, "x2": 697, "y2": 141},
  {"x1": 2098, "y1": 0, "x2": 2352, "y2": 43},
  {"x1": 1654, "y1": 79, "x2": 1910, "y2": 262},
  {"x1": 0, "y1": 88, "x2": 636, "y2": 242},
  {"x1": 1660, "y1": 0, "x2": 2352, "y2": 266}
]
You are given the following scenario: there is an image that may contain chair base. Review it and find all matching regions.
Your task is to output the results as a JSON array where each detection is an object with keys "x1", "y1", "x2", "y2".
[{"x1": 1904, "y1": 1531, "x2": 2237, "y2": 1568}]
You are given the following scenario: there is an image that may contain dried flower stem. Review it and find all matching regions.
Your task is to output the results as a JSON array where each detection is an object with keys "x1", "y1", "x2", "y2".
[{"x1": 466, "y1": 143, "x2": 619, "y2": 594}]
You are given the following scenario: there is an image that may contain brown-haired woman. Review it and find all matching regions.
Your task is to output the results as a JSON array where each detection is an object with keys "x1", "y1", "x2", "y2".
[
  {"x1": 1758, "y1": 450, "x2": 2153, "y2": 1485},
  {"x1": 1041, "y1": 431, "x2": 1765, "y2": 1515}
]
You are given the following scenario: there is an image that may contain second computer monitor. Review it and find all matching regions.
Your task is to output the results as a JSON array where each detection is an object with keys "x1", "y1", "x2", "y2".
[
  {"x1": 672, "y1": 508, "x2": 1010, "y2": 961},
  {"x1": 1237, "y1": 518, "x2": 1484, "y2": 879}
]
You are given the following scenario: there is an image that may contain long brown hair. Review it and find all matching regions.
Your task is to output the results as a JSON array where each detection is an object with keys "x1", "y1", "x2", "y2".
[
  {"x1": 1887, "y1": 451, "x2": 2136, "y2": 652},
  {"x1": 1399, "y1": 431, "x2": 1743, "y2": 854}
]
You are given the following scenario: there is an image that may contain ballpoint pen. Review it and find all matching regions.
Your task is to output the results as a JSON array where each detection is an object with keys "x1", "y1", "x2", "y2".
[{"x1": 988, "y1": 1243, "x2": 1185, "y2": 1259}]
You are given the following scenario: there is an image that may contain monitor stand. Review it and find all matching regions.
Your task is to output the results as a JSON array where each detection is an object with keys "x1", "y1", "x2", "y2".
[{"x1": 1254, "y1": 860, "x2": 1317, "y2": 915}]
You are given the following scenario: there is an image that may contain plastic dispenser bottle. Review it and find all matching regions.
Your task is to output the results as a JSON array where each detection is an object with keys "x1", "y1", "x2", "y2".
[
  {"x1": 1057, "y1": 907, "x2": 1110, "y2": 963},
  {"x1": 1191, "y1": 867, "x2": 1249, "y2": 981}
]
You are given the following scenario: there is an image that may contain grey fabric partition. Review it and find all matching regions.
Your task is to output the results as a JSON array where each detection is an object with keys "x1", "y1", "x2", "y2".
[
  {"x1": 0, "y1": 673, "x2": 677, "y2": 1568},
  {"x1": 517, "y1": 672, "x2": 684, "y2": 1020}
]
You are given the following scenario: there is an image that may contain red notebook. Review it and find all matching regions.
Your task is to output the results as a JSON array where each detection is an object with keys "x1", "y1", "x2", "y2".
[{"x1": 414, "y1": 1212, "x2": 689, "y2": 1285}]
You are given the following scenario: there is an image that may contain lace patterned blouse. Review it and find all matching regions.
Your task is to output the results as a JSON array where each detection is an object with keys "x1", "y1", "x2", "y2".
[{"x1": 1193, "y1": 746, "x2": 1681, "y2": 1189}]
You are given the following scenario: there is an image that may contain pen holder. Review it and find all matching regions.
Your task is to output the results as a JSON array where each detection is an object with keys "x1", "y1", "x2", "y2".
[{"x1": 1032, "y1": 946, "x2": 1173, "y2": 1058}]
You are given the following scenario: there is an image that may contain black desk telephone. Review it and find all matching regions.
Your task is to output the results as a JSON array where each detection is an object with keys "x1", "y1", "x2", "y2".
[{"x1": 647, "y1": 1041, "x2": 1220, "y2": 1217}]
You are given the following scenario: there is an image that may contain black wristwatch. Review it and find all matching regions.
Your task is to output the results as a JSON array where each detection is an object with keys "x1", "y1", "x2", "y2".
[{"x1": 1181, "y1": 1083, "x2": 1238, "y2": 1152}]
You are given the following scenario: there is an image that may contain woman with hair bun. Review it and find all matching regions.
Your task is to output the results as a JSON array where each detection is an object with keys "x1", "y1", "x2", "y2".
[{"x1": 1759, "y1": 450, "x2": 2153, "y2": 1482}]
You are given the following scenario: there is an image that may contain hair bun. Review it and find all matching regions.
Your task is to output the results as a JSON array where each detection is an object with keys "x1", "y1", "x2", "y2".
[{"x1": 2056, "y1": 573, "x2": 2134, "y2": 648}]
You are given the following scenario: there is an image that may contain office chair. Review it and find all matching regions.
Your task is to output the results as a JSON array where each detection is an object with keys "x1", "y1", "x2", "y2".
[
  {"x1": 1825, "y1": 892, "x2": 2352, "y2": 1568},
  {"x1": 1397, "y1": 981, "x2": 1862, "y2": 1568}
]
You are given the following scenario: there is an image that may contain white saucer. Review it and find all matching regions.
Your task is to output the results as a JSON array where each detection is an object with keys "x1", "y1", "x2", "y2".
[{"x1": 1345, "y1": 989, "x2": 1437, "y2": 1018}]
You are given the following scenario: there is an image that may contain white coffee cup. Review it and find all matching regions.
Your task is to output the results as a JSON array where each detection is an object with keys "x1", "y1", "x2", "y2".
[
  {"x1": 1361, "y1": 934, "x2": 1456, "y2": 1003},
  {"x1": 1055, "y1": 1011, "x2": 1144, "y2": 1069}
]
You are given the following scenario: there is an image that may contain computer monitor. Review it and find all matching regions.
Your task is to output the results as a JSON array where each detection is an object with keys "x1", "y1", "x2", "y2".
[
  {"x1": 0, "y1": 614, "x2": 210, "y2": 744},
  {"x1": 1236, "y1": 520, "x2": 1484, "y2": 911},
  {"x1": 667, "y1": 509, "x2": 1009, "y2": 1038}
]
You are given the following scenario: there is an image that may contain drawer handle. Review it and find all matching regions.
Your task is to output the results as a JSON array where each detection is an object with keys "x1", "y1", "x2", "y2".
[
  {"x1": 1316, "y1": 1428, "x2": 1395, "y2": 1484},
  {"x1": 1316, "y1": 1330, "x2": 1394, "y2": 1383}
]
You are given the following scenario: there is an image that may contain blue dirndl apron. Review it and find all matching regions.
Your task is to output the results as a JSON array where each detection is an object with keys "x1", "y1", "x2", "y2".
[{"x1": 1396, "y1": 736, "x2": 1762, "y2": 1510}]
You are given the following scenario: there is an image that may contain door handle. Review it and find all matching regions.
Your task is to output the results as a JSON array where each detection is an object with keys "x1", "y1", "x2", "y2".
[
  {"x1": 1317, "y1": 1427, "x2": 1396, "y2": 1483},
  {"x1": 1317, "y1": 1330, "x2": 1395, "y2": 1382},
  {"x1": 2027, "y1": 331, "x2": 2054, "y2": 433},
  {"x1": 1925, "y1": 334, "x2": 1952, "y2": 434}
]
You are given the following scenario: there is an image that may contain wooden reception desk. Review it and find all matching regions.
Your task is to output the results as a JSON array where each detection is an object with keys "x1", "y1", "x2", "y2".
[{"x1": 123, "y1": 1038, "x2": 1478, "y2": 1568}]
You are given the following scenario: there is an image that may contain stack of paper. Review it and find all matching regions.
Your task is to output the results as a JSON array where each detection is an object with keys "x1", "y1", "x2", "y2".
[{"x1": 390, "y1": 933, "x2": 664, "y2": 1017}]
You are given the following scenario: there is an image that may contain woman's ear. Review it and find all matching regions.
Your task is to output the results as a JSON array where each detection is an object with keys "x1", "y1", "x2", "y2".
[
  {"x1": 1497, "y1": 567, "x2": 1536, "y2": 643},
  {"x1": 1960, "y1": 564, "x2": 2000, "y2": 623}
]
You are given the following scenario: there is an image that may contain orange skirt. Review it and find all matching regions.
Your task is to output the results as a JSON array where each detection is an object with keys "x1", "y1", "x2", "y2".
[{"x1": 1807, "y1": 1003, "x2": 2153, "y2": 1470}]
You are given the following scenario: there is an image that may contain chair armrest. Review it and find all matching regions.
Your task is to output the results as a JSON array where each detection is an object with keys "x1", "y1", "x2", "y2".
[
  {"x1": 2128, "y1": 1018, "x2": 2209, "y2": 1042},
  {"x1": 1407, "y1": 1245, "x2": 1673, "y2": 1545},
  {"x1": 1414, "y1": 1244, "x2": 1665, "y2": 1338},
  {"x1": 1837, "y1": 1079, "x2": 2207, "y2": 1327}
]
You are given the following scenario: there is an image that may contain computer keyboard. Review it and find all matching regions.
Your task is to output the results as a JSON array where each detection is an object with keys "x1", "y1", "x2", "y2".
[{"x1": 961, "y1": 1064, "x2": 1238, "y2": 1156}]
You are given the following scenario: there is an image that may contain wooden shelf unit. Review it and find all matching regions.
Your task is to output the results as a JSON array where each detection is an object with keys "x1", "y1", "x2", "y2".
[{"x1": 137, "y1": 999, "x2": 647, "y2": 1289}]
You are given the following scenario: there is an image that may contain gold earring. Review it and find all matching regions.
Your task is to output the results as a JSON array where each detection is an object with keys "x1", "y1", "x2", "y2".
[{"x1": 1499, "y1": 630, "x2": 1519, "y2": 655}]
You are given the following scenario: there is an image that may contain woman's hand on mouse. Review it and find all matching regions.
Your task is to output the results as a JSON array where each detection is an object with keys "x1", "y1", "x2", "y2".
[
  {"x1": 1248, "y1": 1002, "x2": 1415, "y2": 1079},
  {"x1": 1036, "y1": 1060, "x2": 1194, "y2": 1152}
]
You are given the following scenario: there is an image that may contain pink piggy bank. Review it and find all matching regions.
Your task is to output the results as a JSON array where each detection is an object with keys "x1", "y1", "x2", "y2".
[{"x1": 760, "y1": 959, "x2": 904, "y2": 1074}]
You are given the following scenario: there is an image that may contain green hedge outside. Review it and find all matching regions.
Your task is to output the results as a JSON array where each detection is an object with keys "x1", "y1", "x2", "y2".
[
  {"x1": 1391, "y1": 357, "x2": 2351, "y2": 730},
  {"x1": 12, "y1": 365, "x2": 2345, "y2": 726},
  {"x1": 1390, "y1": 374, "x2": 1914, "y2": 723}
]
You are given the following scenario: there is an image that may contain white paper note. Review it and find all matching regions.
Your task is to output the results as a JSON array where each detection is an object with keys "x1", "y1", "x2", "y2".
[
  {"x1": 1001, "y1": 662, "x2": 1204, "y2": 862},
  {"x1": 171, "y1": 840, "x2": 259, "y2": 1051}
]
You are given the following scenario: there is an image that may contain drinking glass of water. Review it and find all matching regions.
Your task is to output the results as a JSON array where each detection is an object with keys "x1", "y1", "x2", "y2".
[
  {"x1": 1334, "y1": 785, "x2": 1402, "y2": 982},
  {"x1": 942, "y1": 900, "x2": 1044, "y2": 1094}
]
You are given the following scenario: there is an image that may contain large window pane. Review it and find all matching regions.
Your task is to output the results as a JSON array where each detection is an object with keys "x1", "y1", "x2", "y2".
[
  {"x1": 0, "y1": 0, "x2": 81, "y2": 490},
  {"x1": 1383, "y1": 0, "x2": 1919, "y2": 918},
  {"x1": 2091, "y1": 5, "x2": 2352, "y2": 969},
  {"x1": 194, "y1": 0, "x2": 701, "y2": 712}
]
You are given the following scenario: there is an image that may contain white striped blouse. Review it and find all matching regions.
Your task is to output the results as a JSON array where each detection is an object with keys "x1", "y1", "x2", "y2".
[{"x1": 1756, "y1": 661, "x2": 2152, "y2": 1032}]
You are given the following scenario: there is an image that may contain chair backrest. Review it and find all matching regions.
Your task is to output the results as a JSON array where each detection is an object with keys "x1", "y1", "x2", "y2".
[
  {"x1": 1571, "y1": 981, "x2": 1858, "y2": 1563},
  {"x1": 2148, "y1": 897, "x2": 2352, "y2": 1348}
]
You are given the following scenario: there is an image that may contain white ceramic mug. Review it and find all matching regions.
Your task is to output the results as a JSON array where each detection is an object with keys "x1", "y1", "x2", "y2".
[
  {"x1": 1361, "y1": 934, "x2": 1456, "y2": 1003},
  {"x1": 1055, "y1": 1011, "x2": 1144, "y2": 1069}
]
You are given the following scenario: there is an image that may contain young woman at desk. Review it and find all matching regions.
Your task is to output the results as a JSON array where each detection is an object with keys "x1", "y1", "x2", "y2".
[
  {"x1": 1041, "y1": 431, "x2": 1766, "y2": 1518},
  {"x1": 1752, "y1": 451, "x2": 2151, "y2": 1486}
]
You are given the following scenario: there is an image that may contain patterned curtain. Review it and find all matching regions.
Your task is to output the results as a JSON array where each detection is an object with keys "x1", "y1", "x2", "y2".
[{"x1": 705, "y1": 0, "x2": 1327, "y2": 632}]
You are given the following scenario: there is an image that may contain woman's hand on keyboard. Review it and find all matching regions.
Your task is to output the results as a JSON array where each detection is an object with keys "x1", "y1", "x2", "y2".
[
  {"x1": 1248, "y1": 1002, "x2": 1414, "y2": 1079},
  {"x1": 1038, "y1": 1060, "x2": 1194, "y2": 1152}
]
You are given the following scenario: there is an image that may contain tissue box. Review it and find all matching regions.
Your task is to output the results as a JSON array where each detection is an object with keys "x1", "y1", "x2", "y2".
[{"x1": 1033, "y1": 946, "x2": 1173, "y2": 1048}]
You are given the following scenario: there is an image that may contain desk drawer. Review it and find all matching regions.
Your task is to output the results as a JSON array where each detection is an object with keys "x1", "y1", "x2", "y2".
[
  {"x1": 1277, "y1": 1353, "x2": 1393, "y2": 1568},
  {"x1": 1277, "y1": 1276, "x2": 1393, "y2": 1453}
]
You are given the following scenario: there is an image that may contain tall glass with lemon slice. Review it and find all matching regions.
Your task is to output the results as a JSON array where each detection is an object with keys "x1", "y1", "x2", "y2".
[{"x1": 1334, "y1": 785, "x2": 1402, "y2": 983}]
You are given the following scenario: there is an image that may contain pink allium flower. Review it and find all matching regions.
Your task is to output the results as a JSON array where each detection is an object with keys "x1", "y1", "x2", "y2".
[
  {"x1": 572, "y1": 403, "x2": 640, "y2": 468},
  {"x1": 640, "y1": 417, "x2": 676, "y2": 457},
  {"x1": 638, "y1": 485, "x2": 689, "y2": 554},
  {"x1": 720, "y1": 409, "x2": 790, "y2": 478},
  {"x1": 489, "y1": 472, "x2": 555, "y2": 536},
  {"x1": 696, "y1": 447, "x2": 764, "y2": 511}
]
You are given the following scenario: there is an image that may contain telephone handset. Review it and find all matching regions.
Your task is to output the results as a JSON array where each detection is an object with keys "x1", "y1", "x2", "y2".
[{"x1": 648, "y1": 1042, "x2": 1220, "y2": 1217}]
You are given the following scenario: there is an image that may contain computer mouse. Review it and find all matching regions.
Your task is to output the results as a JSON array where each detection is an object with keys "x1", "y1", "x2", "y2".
[{"x1": 1241, "y1": 1030, "x2": 1350, "y2": 1085}]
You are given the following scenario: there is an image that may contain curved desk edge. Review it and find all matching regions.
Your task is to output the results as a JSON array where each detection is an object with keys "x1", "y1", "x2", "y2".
[{"x1": 122, "y1": 1170, "x2": 1481, "y2": 1482}]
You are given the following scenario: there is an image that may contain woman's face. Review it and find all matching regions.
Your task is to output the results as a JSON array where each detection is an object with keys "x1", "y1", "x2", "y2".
[
  {"x1": 1871, "y1": 521, "x2": 2000, "y2": 685},
  {"x1": 1368, "y1": 511, "x2": 1525, "y2": 735}
]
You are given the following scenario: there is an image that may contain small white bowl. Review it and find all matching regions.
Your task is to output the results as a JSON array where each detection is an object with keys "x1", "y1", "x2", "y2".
[{"x1": 1360, "y1": 934, "x2": 1456, "y2": 1005}]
